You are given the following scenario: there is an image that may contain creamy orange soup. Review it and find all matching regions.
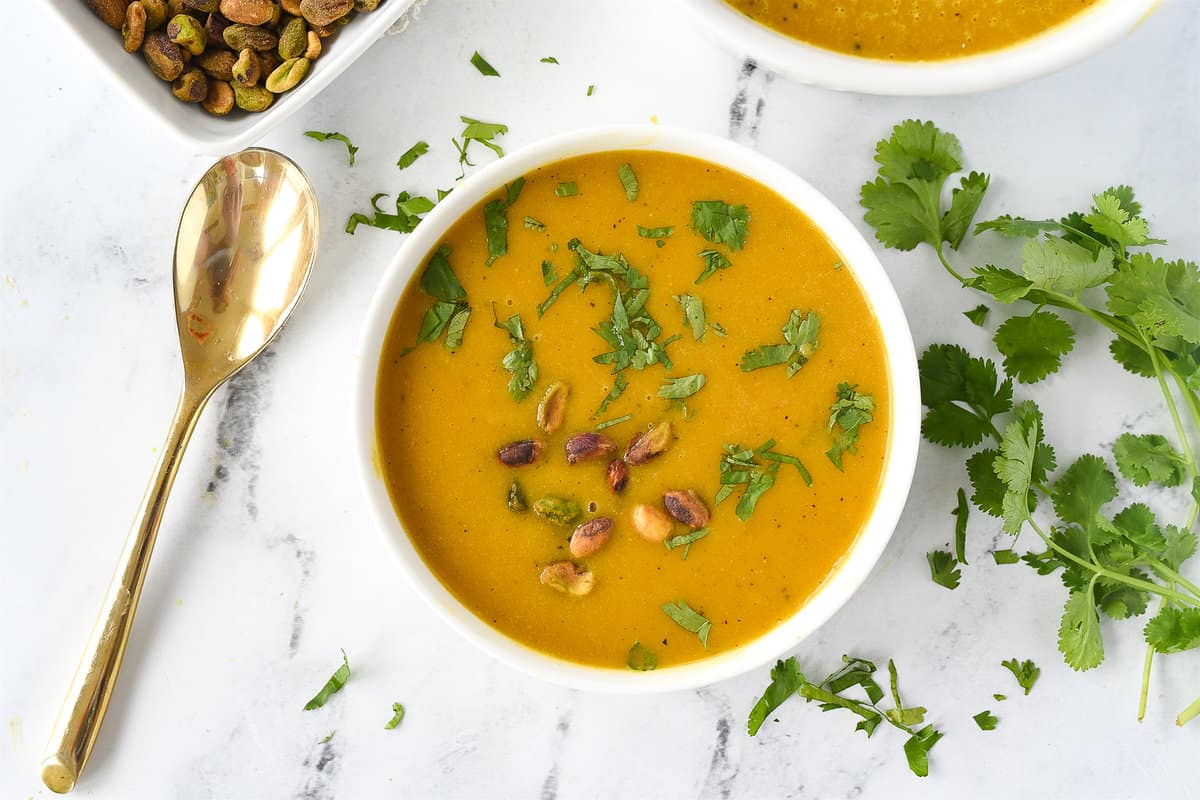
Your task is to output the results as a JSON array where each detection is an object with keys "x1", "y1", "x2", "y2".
[
  {"x1": 725, "y1": 0, "x2": 1098, "y2": 61},
  {"x1": 375, "y1": 151, "x2": 891, "y2": 669}
]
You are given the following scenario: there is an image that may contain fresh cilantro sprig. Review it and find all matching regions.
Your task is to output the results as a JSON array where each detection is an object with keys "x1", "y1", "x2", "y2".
[
  {"x1": 715, "y1": 440, "x2": 811, "y2": 521},
  {"x1": 861, "y1": 119, "x2": 1200, "y2": 725},
  {"x1": 747, "y1": 656, "x2": 942, "y2": 778}
]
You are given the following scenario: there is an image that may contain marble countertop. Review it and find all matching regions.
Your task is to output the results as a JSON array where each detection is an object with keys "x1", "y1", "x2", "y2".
[{"x1": 3, "y1": 1, "x2": 1199, "y2": 797}]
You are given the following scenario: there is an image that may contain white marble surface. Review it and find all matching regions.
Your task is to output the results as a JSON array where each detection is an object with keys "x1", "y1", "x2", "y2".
[{"x1": 3, "y1": 1, "x2": 1200, "y2": 797}]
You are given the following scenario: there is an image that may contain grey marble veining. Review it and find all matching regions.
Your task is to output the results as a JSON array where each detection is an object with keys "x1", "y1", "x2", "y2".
[{"x1": 3, "y1": 1, "x2": 1200, "y2": 798}]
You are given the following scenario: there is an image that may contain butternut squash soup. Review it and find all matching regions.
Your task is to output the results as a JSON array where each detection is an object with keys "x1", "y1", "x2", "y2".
[
  {"x1": 375, "y1": 151, "x2": 890, "y2": 670},
  {"x1": 724, "y1": 0, "x2": 1098, "y2": 61}
]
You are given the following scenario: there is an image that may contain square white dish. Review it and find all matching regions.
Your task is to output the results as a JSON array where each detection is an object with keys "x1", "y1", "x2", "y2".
[{"x1": 41, "y1": 0, "x2": 419, "y2": 152}]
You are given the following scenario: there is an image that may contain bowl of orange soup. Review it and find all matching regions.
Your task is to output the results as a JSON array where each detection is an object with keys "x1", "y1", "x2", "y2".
[
  {"x1": 354, "y1": 126, "x2": 920, "y2": 691},
  {"x1": 683, "y1": 0, "x2": 1160, "y2": 94}
]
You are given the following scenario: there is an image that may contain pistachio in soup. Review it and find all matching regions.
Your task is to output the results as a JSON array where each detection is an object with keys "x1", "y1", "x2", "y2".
[{"x1": 375, "y1": 150, "x2": 891, "y2": 669}]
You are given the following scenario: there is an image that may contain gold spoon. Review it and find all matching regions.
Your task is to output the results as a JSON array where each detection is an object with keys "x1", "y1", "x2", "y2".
[{"x1": 40, "y1": 148, "x2": 319, "y2": 793}]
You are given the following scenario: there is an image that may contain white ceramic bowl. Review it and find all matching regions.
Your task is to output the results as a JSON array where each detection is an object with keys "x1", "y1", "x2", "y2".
[
  {"x1": 681, "y1": 0, "x2": 1161, "y2": 95},
  {"x1": 41, "y1": 0, "x2": 419, "y2": 152},
  {"x1": 354, "y1": 125, "x2": 920, "y2": 692}
]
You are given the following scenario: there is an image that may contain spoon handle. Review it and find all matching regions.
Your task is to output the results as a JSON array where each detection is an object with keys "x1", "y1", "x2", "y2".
[{"x1": 40, "y1": 384, "x2": 213, "y2": 794}]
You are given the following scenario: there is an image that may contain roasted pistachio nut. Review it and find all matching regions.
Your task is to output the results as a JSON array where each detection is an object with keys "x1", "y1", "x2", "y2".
[
  {"x1": 536, "y1": 381, "x2": 569, "y2": 433},
  {"x1": 140, "y1": 0, "x2": 168, "y2": 28},
  {"x1": 232, "y1": 82, "x2": 273, "y2": 111},
  {"x1": 182, "y1": 0, "x2": 219, "y2": 11},
  {"x1": 570, "y1": 517, "x2": 613, "y2": 558},
  {"x1": 167, "y1": 13, "x2": 206, "y2": 54},
  {"x1": 219, "y1": 0, "x2": 276, "y2": 25},
  {"x1": 299, "y1": 0, "x2": 352, "y2": 26},
  {"x1": 540, "y1": 561, "x2": 594, "y2": 597},
  {"x1": 197, "y1": 48, "x2": 235, "y2": 79},
  {"x1": 202, "y1": 12, "x2": 228, "y2": 47},
  {"x1": 625, "y1": 421, "x2": 673, "y2": 466},
  {"x1": 171, "y1": 67, "x2": 209, "y2": 101},
  {"x1": 277, "y1": 15, "x2": 307, "y2": 58},
  {"x1": 565, "y1": 432, "x2": 617, "y2": 465},
  {"x1": 532, "y1": 496, "x2": 582, "y2": 527},
  {"x1": 303, "y1": 29, "x2": 321, "y2": 58},
  {"x1": 663, "y1": 490, "x2": 710, "y2": 530},
  {"x1": 352, "y1": 0, "x2": 379, "y2": 10},
  {"x1": 223, "y1": 22, "x2": 277, "y2": 50},
  {"x1": 506, "y1": 481, "x2": 527, "y2": 513},
  {"x1": 257, "y1": 49, "x2": 282, "y2": 73},
  {"x1": 606, "y1": 459, "x2": 630, "y2": 494},
  {"x1": 202, "y1": 79, "x2": 234, "y2": 114},
  {"x1": 497, "y1": 439, "x2": 543, "y2": 467},
  {"x1": 143, "y1": 30, "x2": 184, "y2": 80},
  {"x1": 86, "y1": 0, "x2": 129, "y2": 29},
  {"x1": 122, "y1": 2, "x2": 147, "y2": 52},
  {"x1": 280, "y1": 0, "x2": 302, "y2": 14},
  {"x1": 632, "y1": 503, "x2": 673, "y2": 543},
  {"x1": 308, "y1": 20, "x2": 337, "y2": 37},
  {"x1": 264, "y1": 55, "x2": 308, "y2": 92},
  {"x1": 231, "y1": 48, "x2": 260, "y2": 85},
  {"x1": 168, "y1": 0, "x2": 187, "y2": 14}
]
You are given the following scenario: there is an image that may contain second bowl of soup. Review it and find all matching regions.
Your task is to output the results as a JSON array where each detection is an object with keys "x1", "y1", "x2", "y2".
[
  {"x1": 355, "y1": 126, "x2": 919, "y2": 691},
  {"x1": 683, "y1": 0, "x2": 1160, "y2": 95}
]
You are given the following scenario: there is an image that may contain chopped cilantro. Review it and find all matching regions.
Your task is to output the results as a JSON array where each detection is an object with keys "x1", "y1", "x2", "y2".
[
  {"x1": 453, "y1": 116, "x2": 508, "y2": 175},
  {"x1": 396, "y1": 140, "x2": 429, "y2": 170},
  {"x1": 1001, "y1": 659, "x2": 1040, "y2": 695},
  {"x1": 992, "y1": 549, "x2": 1019, "y2": 565},
  {"x1": 661, "y1": 600, "x2": 712, "y2": 647},
  {"x1": 953, "y1": 487, "x2": 969, "y2": 564},
  {"x1": 658, "y1": 374, "x2": 706, "y2": 400},
  {"x1": 595, "y1": 374, "x2": 628, "y2": 415},
  {"x1": 409, "y1": 245, "x2": 470, "y2": 352},
  {"x1": 305, "y1": 130, "x2": 358, "y2": 166},
  {"x1": 695, "y1": 249, "x2": 732, "y2": 284},
  {"x1": 318, "y1": 730, "x2": 335, "y2": 744},
  {"x1": 586, "y1": 84, "x2": 595, "y2": 96},
  {"x1": 637, "y1": 225, "x2": 674, "y2": 239},
  {"x1": 673, "y1": 293, "x2": 724, "y2": 341},
  {"x1": 927, "y1": 550, "x2": 961, "y2": 590},
  {"x1": 470, "y1": 51, "x2": 499, "y2": 76},
  {"x1": 618, "y1": 163, "x2": 639, "y2": 201},
  {"x1": 692, "y1": 200, "x2": 750, "y2": 250},
  {"x1": 492, "y1": 305, "x2": 538, "y2": 401},
  {"x1": 627, "y1": 641, "x2": 657, "y2": 671},
  {"x1": 555, "y1": 181, "x2": 579, "y2": 197},
  {"x1": 964, "y1": 304, "x2": 989, "y2": 326},
  {"x1": 716, "y1": 440, "x2": 811, "y2": 521},
  {"x1": 972, "y1": 710, "x2": 998, "y2": 731},
  {"x1": 740, "y1": 310, "x2": 820, "y2": 377},
  {"x1": 346, "y1": 191, "x2": 435, "y2": 235},
  {"x1": 384, "y1": 702, "x2": 406, "y2": 730},
  {"x1": 664, "y1": 527, "x2": 709, "y2": 559},
  {"x1": 540, "y1": 56, "x2": 559, "y2": 64},
  {"x1": 524, "y1": 216, "x2": 546, "y2": 232},
  {"x1": 303, "y1": 650, "x2": 350, "y2": 710},
  {"x1": 483, "y1": 177, "x2": 525, "y2": 265},
  {"x1": 541, "y1": 259, "x2": 556, "y2": 286},
  {"x1": 826, "y1": 383, "x2": 876, "y2": 470},
  {"x1": 594, "y1": 414, "x2": 632, "y2": 431}
]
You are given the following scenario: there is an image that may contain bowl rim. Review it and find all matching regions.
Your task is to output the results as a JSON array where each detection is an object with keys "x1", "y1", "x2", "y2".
[
  {"x1": 38, "y1": 0, "x2": 417, "y2": 153},
  {"x1": 353, "y1": 124, "x2": 921, "y2": 692},
  {"x1": 679, "y1": 0, "x2": 1162, "y2": 95}
]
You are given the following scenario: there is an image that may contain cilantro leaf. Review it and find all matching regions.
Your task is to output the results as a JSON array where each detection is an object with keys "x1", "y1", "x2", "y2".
[
  {"x1": 470, "y1": 50, "x2": 499, "y2": 76},
  {"x1": 695, "y1": 249, "x2": 732, "y2": 284},
  {"x1": 1021, "y1": 237, "x2": 1114, "y2": 297},
  {"x1": 661, "y1": 600, "x2": 712, "y2": 647},
  {"x1": 827, "y1": 383, "x2": 875, "y2": 470},
  {"x1": 927, "y1": 550, "x2": 961, "y2": 590},
  {"x1": 918, "y1": 344, "x2": 1013, "y2": 448},
  {"x1": 303, "y1": 650, "x2": 350, "y2": 710},
  {"x1": 692, "y1": 200, "x2": 750, "y2": 250},
  {"x1": 1113, "y1": 433, "x2": 1188, "y2": 487},
  {"x1": 993, "y1": 549, "x2": 1020, "y2": 564},
  {"x1": 966, "y1": 266, "x2": 1034, "y2": 304},
  {"x1": 664, "y1": 527, "x2": 710, "y2": 559},
  {"x1": 942, "y1": 171, "x2": 990, "y2": 249},
  {"x1": 410, "y1": 246, "x2": 470, "y2": 352},
  {"x1": 860, "y1": 177, "x2": 937, "y2": 251},
  {"x1": 1000, "y1": 658, "x2": 1040, "y2": 694},
  {"x1": 626, "y1": 641, "x2": 658, "y2": 671},
  {"x1": 420, "y1": 244, "x2": 467, "y2": 301},
  {"x1": 902, "y1": 725, "x2": 942, "y2": 778},
  {"x1": 346, "y1": 191, "x2": 435, "y2": 235},
  {"x1": 493, "y1": 307, "x2": 538, "y2": 401},
  {"x1": 618, "y1": 162, "x2": 639, "y2": 201},
  {"x1": 1059, "y1": 587, "x2": 1105, "y2": 671},
  {"x1": 993, "y1": 311, "x2": 1075, "y2": 383},
  {"x1": 384, "y1": 702, "x2": 405, "y2": 729},
  {"x1": 966, "y1": 449, "x2": 1005, "y2": 516},
  {"x1": 396, "y1": 140, "x2": 428, "y2": 170},
  {"x1": 740, "y1": 310, "x2": 820, "y2": 376},
  {"x1": 658, "y1": 374, "x2": 706, "y2": 400},
  {"x1": 637, "y1": 225, "x2": 673, "y2": 239},
  {"x1": 1052, "y1": 455, "x2": 1118, "y2": 543},
  {"x1": 994, "y1": 418, "x2": 1039, "y2": 534},
  {"x1": 1109, "y1": 337, "x2": 1156, "y2": 377},
  {"x1": 483, "y1": 177, "x2": 525, "y2": 265},
  {"x1": 454, "y1": 116, "x2": 508, "y2": 174},
  {"x1": 540, "y1": 56, "x2": 559, "y2": 64},
  {"x1": 964, "y1": 304, "x2": 990, "y2": 326},
  {"x1": 1107, "y1": 255, "x2": 1200, "y2": 347},
  {"x1": 953, "y1": 488, "x2": 969, "y2": 563},
  {"x1": 874, "y1": 119, "x2": 962, "y2": 182},
  {"x1": 972, "y1": 710, "x2": 999, "y2": 731},
  {"x1": 747, "y1": 657, "x2": 805, "y2": 735},
  {"x1": 717, "y1": 440, "x2": 810, "y2": 521},
  {"x1": 1163, "y1": 524, "x2": 1199, "y2": 571},
  {"x1": 1145, "y1": 607, "x2": 1200, "y2": 653},
  {"x1": 541, "y1": 259, "x2": 556, "y2": 286},
  {"x1": 1084, "y1": 190, "x2": 1150, "y2": 250},
  {"x1": 305, "y1": 130, "x2": 359, "y2": 166}
]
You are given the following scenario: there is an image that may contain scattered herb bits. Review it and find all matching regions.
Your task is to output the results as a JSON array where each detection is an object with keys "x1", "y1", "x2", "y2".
[
  {"x1": 303, "y1": 650, "x2": 350, "y2": 711},
  {"x1": 470, "y1": 50, "x2": 500, "y2": 77},
  {"x1": 305, "y1": 131, "x2": 358, "y2": 166}
]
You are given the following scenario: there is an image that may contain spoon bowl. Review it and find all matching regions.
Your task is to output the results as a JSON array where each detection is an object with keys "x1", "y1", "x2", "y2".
[{"x1": 40, "y1": 148, "x2": 318, "y2": 794}]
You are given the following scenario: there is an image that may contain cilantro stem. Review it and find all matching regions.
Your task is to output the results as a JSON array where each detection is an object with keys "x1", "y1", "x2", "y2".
[
  {"x1": 934, "y1": 245, "x2": 966, "y2": 284},
  {"x1": 1178, "y1": 693, "x2": 1200, "y2": 726},
  {"x1": 1147, "y1": 339, "x2": 1199, "y2": 480},
  {"x1": 1146, "y1": 561, "x2": 1200, "y2": 602},
  {"x1": 1138, "y1": 640, "x2": 1154, "y2": 722},
  {"x1": 1024, "y1": 517, "x2": 1200, "y2": 608}
]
